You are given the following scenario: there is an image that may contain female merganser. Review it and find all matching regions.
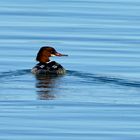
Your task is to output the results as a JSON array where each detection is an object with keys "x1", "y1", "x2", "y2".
[{"x1": 31, "y1": 46, "x2": 68, "y2": 75}]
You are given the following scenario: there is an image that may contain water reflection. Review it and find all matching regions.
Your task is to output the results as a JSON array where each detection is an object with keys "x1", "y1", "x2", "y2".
[{"x1": 35, "y1": 74, "x2": 62, "y2": 100}]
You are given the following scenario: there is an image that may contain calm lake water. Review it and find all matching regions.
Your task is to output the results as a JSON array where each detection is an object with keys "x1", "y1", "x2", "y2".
[{"x1": 0, "y1": 0, "x2": 140, "y2": 139}]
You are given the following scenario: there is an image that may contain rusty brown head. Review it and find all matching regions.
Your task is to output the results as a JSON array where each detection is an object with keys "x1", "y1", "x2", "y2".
[{"x1": 36, "y1": 46, "x2": 68, "y2": 63}]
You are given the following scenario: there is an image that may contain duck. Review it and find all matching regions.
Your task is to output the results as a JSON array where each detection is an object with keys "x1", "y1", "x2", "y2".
[{"x1": 31, "y1": 46, "x2": 68, "y2": 75}]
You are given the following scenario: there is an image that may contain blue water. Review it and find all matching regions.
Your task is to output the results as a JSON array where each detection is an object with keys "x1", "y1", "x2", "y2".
[{"x1": 0, "y1": 0, "x2": 140, "y2": 139}]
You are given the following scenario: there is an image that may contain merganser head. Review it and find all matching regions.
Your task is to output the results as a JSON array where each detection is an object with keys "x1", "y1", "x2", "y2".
[{"x1": 36, "y1": 46, "x2": 68, "y2": 63}]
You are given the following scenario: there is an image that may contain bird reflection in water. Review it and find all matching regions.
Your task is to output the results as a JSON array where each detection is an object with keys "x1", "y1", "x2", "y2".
[{"x1": 35, "y1": 74, "x2": 62, "y2": 100}]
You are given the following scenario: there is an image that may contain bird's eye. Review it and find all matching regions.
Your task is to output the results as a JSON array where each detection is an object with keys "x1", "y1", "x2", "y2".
[{"x1": 51, "y1": 51, "x2": 54, "y2": 54}]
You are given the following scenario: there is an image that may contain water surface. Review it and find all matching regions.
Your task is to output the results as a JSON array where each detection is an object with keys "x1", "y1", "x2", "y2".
[{"x1": 0, "y1": 0, "x2": 140, "y2": 139}]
